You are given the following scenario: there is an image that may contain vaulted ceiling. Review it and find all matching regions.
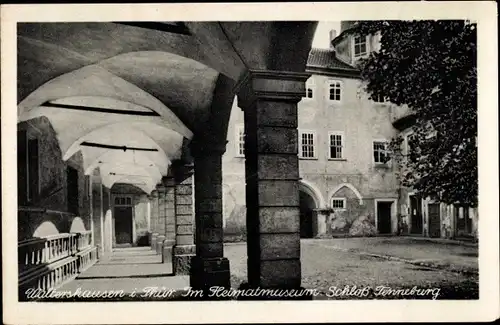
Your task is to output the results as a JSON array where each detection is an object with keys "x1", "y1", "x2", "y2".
[{"x1": 17, "y1": 21, "x2": 317, "y2": 193}]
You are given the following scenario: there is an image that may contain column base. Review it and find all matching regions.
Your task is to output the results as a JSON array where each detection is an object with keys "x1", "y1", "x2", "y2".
[
  {"x1": 190, "y1": 257, "x2": 230, "y2": 294},
  {"x1": 156, "y1": 235, "x2": 166, "y2": 254},
  {"x1": 162, "y1": 240, "x2": 175, "y2": 264},
  {"x1": 236, "y1": 282, "x2": 314, "y2": 300},
  {"x1": 151, "y1": 233, "x2": 159, "y2": 251},
  {"x1": 173, "y1": 245, "x2": 195, "y2": 275}
]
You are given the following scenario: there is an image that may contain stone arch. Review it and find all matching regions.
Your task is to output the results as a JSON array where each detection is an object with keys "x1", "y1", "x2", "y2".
[
  {"x1": 298, "y1": 179, "x2": 325, "y2": 209},
  {"x1": 33, "y1": 221, "x2": 60, "y2": 238},
  {"x1": 329, "y1": 183, "x2": 364, "y2": 205},
  {"x1": 69, "y1": 217, "x2": 87, "y2": 233},
  {"x1": 298, "y1": 180, "x2": 324, "y2": 239}
]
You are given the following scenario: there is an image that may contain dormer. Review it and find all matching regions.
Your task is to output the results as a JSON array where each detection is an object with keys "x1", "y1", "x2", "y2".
[{"x1": 330, "y1": 21, "x2": 382, "y2": 66}]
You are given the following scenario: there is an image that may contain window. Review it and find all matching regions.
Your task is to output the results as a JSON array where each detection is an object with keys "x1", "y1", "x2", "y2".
[
  {"x1": 235, "y1": 124, "x2": 245, "y2": 157},
  {"x1": 114, "y1": 196, "x2": 132, "y2": 206},
  {"x1": 329, "y1": 132, "x2": 344, "y2": 159},
  {"x1": 353, "y1": 35, "x2": 367, "y2": 58},
  {"x1": 372, "y1": 94, "x2": 386, "y2": 103},
  {"x1": 328, "y1": 80, "x2": 342, "y2": 101},
  {"x1": 299, "y1": 131, "x2": 316, "y2": 159},
  {"x1": 67, "y1": 166, "x2": 79, "y2": 214},
  {"x1": 331, "y1": 198, "x2": 346, "y2": 210},
  {"x1": 17, "y1": 130, "x2": 40, "y2": 205},
  {"x1": 305, "y1": 78, "x2": 314, "y2": 99},
  {"x1": 373, "y1": 140, "x2": 389, "y2": 164},
  {"x1": 406, "y1": 133, "x2": 416, "y2": 155}
]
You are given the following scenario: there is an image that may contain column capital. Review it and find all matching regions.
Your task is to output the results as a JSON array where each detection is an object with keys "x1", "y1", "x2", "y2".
[
  {"x1": 171, "y1": 159, "x2": 194, "y2": 181},
  {"x1": 161, "y1": 176, "x2": 176, "y2": 187},
  {"x1": 238, "y1": 69, "x2": 311, "y2": 110},
  {"x1": 190, "y1": 139, "x2": 228, "y2": 158}
]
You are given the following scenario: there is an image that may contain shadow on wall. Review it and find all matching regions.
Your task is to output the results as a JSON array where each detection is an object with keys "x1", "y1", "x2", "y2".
[
  {"x1": 32, "y1": 217, "x2": 90, "y2": 239},
  {"x1": 321, "y1": 199, "x2": 378, "y2": 237},
  {"x1": 20, "y1": 211, "x2": 71, "y2": 240},
  {"x1": 136, "y1": 235, "x2": 149, "y2": 246},
  {"x1": 224, "y1": 204, "x2": 246, "y2": 242}
]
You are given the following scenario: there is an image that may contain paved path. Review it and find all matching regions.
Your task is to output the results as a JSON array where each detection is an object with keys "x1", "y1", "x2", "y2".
[{"x1": 57, "y1": 247, "x2": 190, "y2": 300}]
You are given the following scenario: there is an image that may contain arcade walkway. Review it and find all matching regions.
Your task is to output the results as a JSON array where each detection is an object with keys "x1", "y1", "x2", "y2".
[
  {"x1": 59, "y1": 247, "x2": 190, "y2": 300},
  {"x1": 16, "y1": 21, "x2": 319, "y2": 297}
]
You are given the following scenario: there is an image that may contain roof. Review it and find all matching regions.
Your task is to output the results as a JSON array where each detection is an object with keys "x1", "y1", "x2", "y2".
[
  {"x1": 306, "y1": 48, "x2": 358, "y2": 72},
  {"x1": 331, "y1": 24, "x2": 360, "y2": 47}
]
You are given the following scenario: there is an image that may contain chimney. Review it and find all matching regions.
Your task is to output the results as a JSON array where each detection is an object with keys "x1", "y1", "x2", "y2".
[{"x1": 329, "y1": 29, "x2": 337, "y2": 49}]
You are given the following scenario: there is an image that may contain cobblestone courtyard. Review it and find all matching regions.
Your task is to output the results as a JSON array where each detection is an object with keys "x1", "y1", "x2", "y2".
[
  {"x1": 55, "y1": 237, "x2": 478, "y2": 301},
  {"x1": 227, "y1": 238, "x2": 479, "y2": 300}
]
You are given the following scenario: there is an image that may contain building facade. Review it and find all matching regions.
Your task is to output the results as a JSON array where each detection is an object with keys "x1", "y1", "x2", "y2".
[{"x1": 222, "y1": 22, "x2": 478, "y2": 241}]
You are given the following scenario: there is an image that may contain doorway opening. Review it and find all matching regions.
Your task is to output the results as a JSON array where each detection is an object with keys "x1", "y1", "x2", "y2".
[
  {"x1": 456, "y1": 207, "x2": 473, "y2": 238},
  {"x1": 409, "y1": 195, "x2": 423, "y2": 235},
  {"x1": 299, "y1": 190, "x2": 316, "y2": 238},
  {"x1": 376, "y1": 201, "x2": 393, "y2": 234},
  {"x1": 428, "y1": 203, "x2": 441, "y2": 238},
  {"x1": 113, "y1": 196, "x2": 134, "y2": 247},
  {"x1": 67, "y1": 166, "x2": 79, "y2": 214}
]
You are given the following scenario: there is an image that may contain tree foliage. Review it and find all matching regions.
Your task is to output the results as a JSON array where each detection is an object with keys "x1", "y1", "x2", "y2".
[{"x1": 356, "y1": 20, "x2": 477, "y2": 207}]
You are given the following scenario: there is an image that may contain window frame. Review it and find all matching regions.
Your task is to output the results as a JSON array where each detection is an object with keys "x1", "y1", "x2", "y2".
[
  {"x1": 372, "y1": 93, "x2": 386, "y2": 103},
  {"x1": 304, "y1": 77, "x2": 315, "y2": 100},
  {"x1": 114, "y1": 195, "x2": 133, "y2": 207},
  {"x1": 66, "y1": 165, "x2": 80, "y2": 215},
  {"x1": 331, "y1": 197, "x2": 347, "y2": 211},
  {"x1": 328, "y1": 131, "x2": 345, "y2": 160},
  {"x1": 298, "y1": 130, "x2": 318, "y2": 160},
  {"x1": 326, "y1": 79, "x2": 343, "y2": 102},
  {"x1": 405, "y1": 132, "x2": 415, "y2": 156},
  {"x1": 27, "y1": 137, "x2": 40, "y2": 203},
  {"x1": 235, "y1": 124, "x2": 245, "y2": 158},
  {"x1": 353, "y1": 34, "x2": 369, "y2": 59},
  {"x1": 373, "y1": 139, "x2": 390, "y2": 165},
  {"x1": 18, "y1": 130, "x2": 41, "y2": 205}
]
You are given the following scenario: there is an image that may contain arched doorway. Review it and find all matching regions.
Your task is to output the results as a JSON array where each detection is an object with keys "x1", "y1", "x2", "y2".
[{"x1": 299, "y1": 190, "x2": 317, "y2": 238}]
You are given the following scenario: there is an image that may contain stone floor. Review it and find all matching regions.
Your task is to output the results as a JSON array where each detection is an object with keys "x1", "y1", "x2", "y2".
[
  {"x1": 54, "y1": 238, "x2": 478, "y2": 301},
  {"x1": 226, "y1": 238, "x2": 478, "y2": 299},
  {"x1": 307, "y1": 237, "x2": 478, "y2": 274},
  {"x1": 58, "y1": 247, "x2": 190, "y2": 300}
]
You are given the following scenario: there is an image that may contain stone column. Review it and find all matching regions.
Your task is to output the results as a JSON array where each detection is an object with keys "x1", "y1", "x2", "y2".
[
  {"x1": 156, "y1": 185, "x2": 166, "y2": 254},
  {"x1": 238, "y1": 70, "x2": 310, "y2": 293},
  {"x1": 173, "y1": 162, "x2": 195, "y2": 275},
  {"x1": 91, "y1": 171, "x2": 103, "y2": 254},
  {"x1": 162, "y1": 176, "x2": 176, "y2": 264},
  {"x1": 189, "y1": 141, "x2": 231, "y2": 293},
  {"x1": 88, "y1": 176, "x2": 94, "y2": 246},
  {"x1": 146, "y1": 200, "x2": 151, "y2": 237},
  {"x1": 147, "y1": 195, "x2": 153, "y2": 247},
  {"x1": 150, "y1": 190, "x2": 159, "y2": 251},
  {"x1": 102, "y1": 186, "x2": 113, "y2": 253}
]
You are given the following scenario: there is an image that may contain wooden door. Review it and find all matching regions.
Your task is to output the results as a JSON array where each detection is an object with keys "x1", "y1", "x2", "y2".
[
  {"x1": 428, "y1": 203, "x2": 441, "y2": 238},
  {"x1": 377, "y1": 201, "x2": 392, "y2": 234},
  {"x1": 114, "y1": 206, "x2": 133, "y2": 244}
]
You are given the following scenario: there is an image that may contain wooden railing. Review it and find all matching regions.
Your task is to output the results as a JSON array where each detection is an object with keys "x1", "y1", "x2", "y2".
[{"x1": 18, "y1": 230, "x2": 97, "y2": 299}]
